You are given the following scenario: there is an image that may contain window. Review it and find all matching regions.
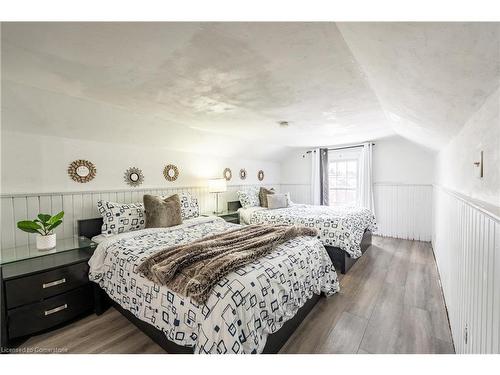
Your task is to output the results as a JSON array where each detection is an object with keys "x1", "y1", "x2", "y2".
[{"x1": 329, "y1": 158, "x2": 358, "y2": 206}]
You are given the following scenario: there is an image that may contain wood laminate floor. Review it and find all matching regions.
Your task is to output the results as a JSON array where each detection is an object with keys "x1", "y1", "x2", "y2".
[{"x1": 17, "y1": 236, "x2": 454, "y2": 354}]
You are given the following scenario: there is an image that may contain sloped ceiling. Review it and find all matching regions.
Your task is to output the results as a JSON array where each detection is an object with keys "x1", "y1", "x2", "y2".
[
  {"x1": 337, "y1": 22, "x2": 500, "y2": 149},
  {"x1": 1, "y1": 22, "x2": 499, "y2": 159}
]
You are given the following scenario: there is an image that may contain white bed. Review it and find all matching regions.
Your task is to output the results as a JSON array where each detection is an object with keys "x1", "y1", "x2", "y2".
[
  {"x1": 238, "y1": 203, "x2": 376, "y2": 259},
  {"x1": 88, "y1": 216, "x2": 339, "y2": 354}
]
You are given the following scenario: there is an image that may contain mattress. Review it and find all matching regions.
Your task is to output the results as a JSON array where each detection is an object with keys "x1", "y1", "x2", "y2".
[
  {"x1": 238, "y1": 204, "x2": 376, "y2": 258},
  {"x1": 88, "y1": 216, "x2": 338, "y2": 354}
]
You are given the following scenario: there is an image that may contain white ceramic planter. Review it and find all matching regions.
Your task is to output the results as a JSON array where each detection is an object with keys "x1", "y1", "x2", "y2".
[{"x1": 36, "y1": 233, "x2": 57, "y2": 250}]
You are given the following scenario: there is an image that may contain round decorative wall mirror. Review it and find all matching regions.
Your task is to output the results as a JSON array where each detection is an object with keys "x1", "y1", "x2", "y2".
[
  {"x1": 163, "y1": 164, "x2": 179, "y2": 182},
  {"x1": 68, "y1": 159, "x2": 96, "y2": 183},
  {"x1": 223, "y1": 168, "x2": 232, "y2": 181},
  {"x1": 124, "y1": 167, "x2": 144, "y2": 187},
  {"x1": 257, "y1": 170, "x2": 265, "y2": 181},
  {"x1": 239, "y1": 168, "x2": 247, "y2": 180},
  {"x1": 77, "y1": 165, "x2": 90, "y2": 177}
]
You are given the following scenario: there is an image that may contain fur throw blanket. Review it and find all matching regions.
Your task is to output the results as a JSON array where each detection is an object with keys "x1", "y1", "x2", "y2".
[{"x1": 138, "y1": 224, "x2": 318, "y2": 305}]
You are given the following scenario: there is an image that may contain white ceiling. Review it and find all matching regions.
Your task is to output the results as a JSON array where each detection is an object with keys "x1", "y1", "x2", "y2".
[
  {"x1": 1, "y1": 22, "x2": 499, "y2": 158},
  {"x1": 337, "y1": 22, "x2": 500, "y2": 149}
]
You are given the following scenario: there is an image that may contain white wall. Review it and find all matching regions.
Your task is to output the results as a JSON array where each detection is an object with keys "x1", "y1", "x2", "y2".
[
  {"x1": 280, "y1": 149, "x2": 311, "y2": 185},
  {"x1": 372, "y1": 137, "x2": 435, "y2": 241},
  {"x1": 280, "y1": 136, "x2": 436, "y2": 240},
  {"x1": 280, "y1": 135, "x2": 435, "y2": 187},
  {"x1": 435, "y1": 87, "x2": 500, "y2": 208},
  {"x1": 432, "y1": 186, "x2": 500, "y2": 354},
  {"x1": 0, "y1": 131, "x2": 281, "y2": 249},
  {"x1": 1, "y1": 131, "x2": 280, "y2": 194},
  {"x1": 432, "y1": 88, "x2": 500, "y2": 354},
  {"x1": 372, "y1": 136, "x2": 435, "y2": 184}
]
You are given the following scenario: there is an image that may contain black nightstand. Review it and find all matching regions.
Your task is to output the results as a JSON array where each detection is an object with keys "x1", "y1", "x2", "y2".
[
  {"x1": 0, "y1": 237, "x2": 97, "y2": 349},
  {"x1": 202, "y1": 211, "x2": 240, "y2": 224}
]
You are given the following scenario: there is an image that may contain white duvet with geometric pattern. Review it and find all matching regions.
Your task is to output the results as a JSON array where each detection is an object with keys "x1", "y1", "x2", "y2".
[
  {"x1": 88, "y1": 217, "x2": 339, "y2": 354},
  {"x1": 241, "y1": 204, "x2": 376, "y2": 258}
]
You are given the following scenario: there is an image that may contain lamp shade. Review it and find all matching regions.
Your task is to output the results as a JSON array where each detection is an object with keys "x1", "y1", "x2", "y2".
[{"x1": 208, "y1": 178, "x2": 227, "y2": 193}]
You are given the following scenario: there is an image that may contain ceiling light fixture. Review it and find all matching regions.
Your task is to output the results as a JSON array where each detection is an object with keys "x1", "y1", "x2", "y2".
[{"x1": 278, "y1": 121, "x2": 289, "y2": 128}]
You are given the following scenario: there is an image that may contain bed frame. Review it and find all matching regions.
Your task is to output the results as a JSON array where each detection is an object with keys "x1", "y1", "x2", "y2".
[
  {"x1": 325, "y1": 230, "x2": 372, "y2": 274},
  {"x1": 78, "y1": 217, "x2": 323, "y2": 354},
  {"x1": 229, "y1": 201, "x2": 373, "y2": 274}
]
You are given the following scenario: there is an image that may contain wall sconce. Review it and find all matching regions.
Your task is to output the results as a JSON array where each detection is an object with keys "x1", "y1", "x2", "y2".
[{"x1": 473, "y1": 151, "x2": 484, "y2": 178}]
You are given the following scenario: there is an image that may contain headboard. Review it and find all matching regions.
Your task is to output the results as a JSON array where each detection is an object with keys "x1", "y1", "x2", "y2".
[
  {"x1": 77, "y1": 218, "x2": 103, "y2": 239},
  {"x1": 76, "y1": 201, "x2": 243, "y2": 238}
]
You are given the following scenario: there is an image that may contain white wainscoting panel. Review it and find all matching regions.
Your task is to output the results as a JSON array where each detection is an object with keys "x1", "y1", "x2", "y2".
[
  {"x1": 374, "y1": 183, "x2": 432, "y2": 241},
  {"x1": 432, "y1": 186, "x2": 500, "y2": 354},
  {"x1": 0, "y1": 184, "x2": 277, "y2": 250}
]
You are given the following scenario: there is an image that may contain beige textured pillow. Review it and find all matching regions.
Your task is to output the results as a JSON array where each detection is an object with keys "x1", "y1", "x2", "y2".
[
  {"x1": 259, "y1": 187, "x2": 275, "y2": 207},
  {"x1": 267, "y1": 193, "x2": 288, "y2": 209},
  {"x1": 143, "y1": 194, "x2": 183, "y2": 229}
]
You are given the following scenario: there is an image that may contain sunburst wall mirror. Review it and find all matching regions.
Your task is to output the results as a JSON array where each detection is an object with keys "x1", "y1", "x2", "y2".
[
  {"x1": 124, "y1": 167, "x2": 144, "y2": 187},
  {"x1": 239, "y1": 168, "x2": 247, "y2": 180},
  {"x1": 68, "y1": 159, "x2": 96, "y2": 183},
  {"x1": 257, "y1": 170, "x2": 265, "y2": 181},
  {"x1": 223, "y1": 168, "x2": 232, "y2": 181},
  {"x1": 163, "y1": 164, "x2": 179, "y2": 182}
]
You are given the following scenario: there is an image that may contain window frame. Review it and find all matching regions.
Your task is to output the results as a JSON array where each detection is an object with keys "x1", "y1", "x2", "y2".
[{"x1": 328, "y1": 157, "x2": 360, "y2": 207}]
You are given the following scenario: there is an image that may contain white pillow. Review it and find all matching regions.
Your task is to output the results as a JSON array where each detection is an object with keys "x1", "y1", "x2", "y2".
[
  {"x1": 97, "y1": 201, "x2": 145, "y2": 235},
  {"x1": 178, "y1": 192, "x2": 200, "y2": 219},
  {"x1": 161, "y1": 192, "x2": 200, "y2": 219},
  {"x1": 267, "y1": 194, "x2": 289, "y2": 209},
  {"x1": 237, "y1": 188, "x2": 260, "y2": 208}
]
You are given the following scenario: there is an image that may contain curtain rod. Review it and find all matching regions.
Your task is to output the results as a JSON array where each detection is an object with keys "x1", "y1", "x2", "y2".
[{"x1": 303, "y1": 142, "x2": 375, "y2": 156}]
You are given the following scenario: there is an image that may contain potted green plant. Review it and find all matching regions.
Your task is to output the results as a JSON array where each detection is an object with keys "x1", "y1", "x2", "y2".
[{"x1": 17, "y1": 211, "x2": 64, "y2": 250}]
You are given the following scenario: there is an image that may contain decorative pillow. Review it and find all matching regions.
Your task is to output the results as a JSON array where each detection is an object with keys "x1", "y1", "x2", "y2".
[
  {"x1": 267, "y1": 193, "x2": 289, "y2": 209},
  {"x1": 237, "y1": 187, "x2": 260, "y2": 208},
  {"x1": 161, "y1": 192, "x2": 199, "y2": 219},
  {"x1": 143, "y1": 194, "x2": 182, "y2": 229},
  {"x1": 97, "y1": 200, "x2": 145, "y2": 235},
  {"x1": 259, "y1": 187, "x2": 275, "y2": 208}
]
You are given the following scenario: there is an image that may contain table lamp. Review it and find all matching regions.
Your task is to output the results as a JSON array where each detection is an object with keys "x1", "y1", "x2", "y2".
[{"x1": 208, "y1": 178, "x2": 227, "y2": 214}]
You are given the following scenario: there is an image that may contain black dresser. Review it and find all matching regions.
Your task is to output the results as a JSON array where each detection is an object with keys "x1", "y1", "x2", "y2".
[{"x1": 0, "y1": 237, "x2": 97, "y2": 350}]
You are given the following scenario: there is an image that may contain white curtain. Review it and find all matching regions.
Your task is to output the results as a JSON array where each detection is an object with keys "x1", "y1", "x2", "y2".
[
  {"x1": 310, "y1": 149, "x2": 321, "y2": 205},
  {"x1": 358, "y1": 142, "x2": 375, "y2": 213}
]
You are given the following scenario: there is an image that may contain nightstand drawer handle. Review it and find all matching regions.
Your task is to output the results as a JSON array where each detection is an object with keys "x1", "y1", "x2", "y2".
[
  {"x1": 44, "y1": 304, "x2": 68, "y2": 316},
  {"x1": 42, "y1": 278, "x2": 66, "y2": 289}
]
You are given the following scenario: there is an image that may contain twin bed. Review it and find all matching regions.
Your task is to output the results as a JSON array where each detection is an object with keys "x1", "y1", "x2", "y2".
[
  {"x1": 81, "y1": 216, "x2": 338, "y2": 353},
  {"x1": 238, "y1": 203, "x2": 376, "y2": 274},
  {"x1": 80, "y1": 189, "x2": 376, "y2": 354}
]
